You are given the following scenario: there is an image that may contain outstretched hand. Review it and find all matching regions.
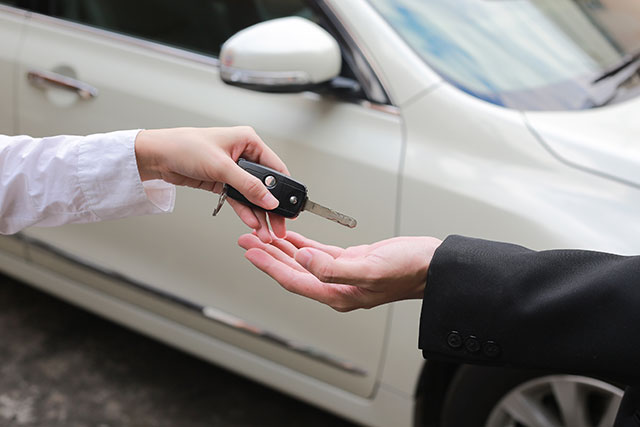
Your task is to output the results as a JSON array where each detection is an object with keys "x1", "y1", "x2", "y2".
[
  {"x1": 239, "y1": 231, "x2": 442, "y2": 311},
  {"x1": 135, "y1": 126, "x2": 289, "y2": 242}
]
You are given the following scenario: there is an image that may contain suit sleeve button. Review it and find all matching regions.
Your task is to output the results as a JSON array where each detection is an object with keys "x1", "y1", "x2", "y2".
[
  {"x1": 464, "y1": 336, "x2": 481, "y2": 353},
  {"x1": 447, "y1": 331, "x2": 463, "y2": 349},
  {"x1": 482, "y1": 341, "x2": 501, "y2": 358}
]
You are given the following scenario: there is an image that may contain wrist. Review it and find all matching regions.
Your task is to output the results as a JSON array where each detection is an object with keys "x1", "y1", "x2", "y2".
[
  {"x1": 413, "y1": 237, "x2": 442, "y2": 299},
  {"x1": 135, "y1": 130, "x2": 162, "y2": 181}
]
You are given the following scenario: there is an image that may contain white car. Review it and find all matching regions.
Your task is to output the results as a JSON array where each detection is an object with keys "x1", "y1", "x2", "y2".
[{"x1": 1, "y1": 1, "x2": 639, "y2": 426}]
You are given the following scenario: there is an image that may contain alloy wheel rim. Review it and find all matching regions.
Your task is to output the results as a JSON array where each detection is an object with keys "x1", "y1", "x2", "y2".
[{"x1": 485, "y1": 375, "x2": 624, "y2": 427}]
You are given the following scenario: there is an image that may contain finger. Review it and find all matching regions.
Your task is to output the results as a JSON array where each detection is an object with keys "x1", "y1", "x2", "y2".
[
  {"x1": 239, "y1": 130, "x2": 290, "y2": 176},
  {"x1": 270, "y1": 236, "x2": 299, "y2": 258},
  {"x1": 164, "y1": 174, "x2": 207, "y2": 189},
  {"x1": 268, "y1": 213, "x2": 287, "y2": 239},
  {"x1": 219, "y1": 158, "x2": 279, "y2": 211},
  {"x1": 294, "y1": 248, "x2": 371, "y2": 286},
  {"x1": 228, "y1": 199, "x2": 260, "y2": 229},
  {"x1": 238, "y1": 234, "x2": 306, "y2": 272},
  {"x1": 238, "y1": 233, "x2": 267, "y2": 251},
  {"x1": 213, "y1": 182, "x2": 225, "y2": 194},
  {"x1": 245, "y1": 248, "x2": 340, "y2": 305},
  {"x1": 285, "y1": 231, "x2": 344, "y2": 258},
  {"x1": 198, "y1": 180, "x2": 216, "y2": 192},
  {"x1": 254, "y1": 209, "x2": 273, "y2": 243}
]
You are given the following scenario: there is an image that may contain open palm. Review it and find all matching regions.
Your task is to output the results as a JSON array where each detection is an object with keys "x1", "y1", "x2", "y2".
[{"x1": 239, "y1": 231, "x2": 441, "y2": 312}]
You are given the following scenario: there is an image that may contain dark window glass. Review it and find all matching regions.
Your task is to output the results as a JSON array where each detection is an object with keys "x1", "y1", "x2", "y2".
[
  {"x1": 47, "y1": 0, "x2": 315, "y2": 57},
  {"x1": 28, "y1": 0, "x2": 372, "y2": 101},
  {"x1": 2, "y1": 1, "x2": 50, "y2": 12}
]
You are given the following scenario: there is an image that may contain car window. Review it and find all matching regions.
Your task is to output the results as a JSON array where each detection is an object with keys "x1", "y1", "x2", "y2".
[
  {"x1": 13, "y1": 0, "x2": 381, "y2": 103},
  {"x1": 369, "y1": 0, "x2": 640, "y2": 110},
  {"x1": 41, "y1": 0, "x2": 315, "y2": 57}
]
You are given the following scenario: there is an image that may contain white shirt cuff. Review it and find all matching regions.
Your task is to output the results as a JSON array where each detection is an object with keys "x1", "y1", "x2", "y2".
[
  {"x1": 142, "y1": 179, "x2": 176, "y2": 212},
  {"x1": 78, "y1": 129, "x2": 176, "y2": 221}
]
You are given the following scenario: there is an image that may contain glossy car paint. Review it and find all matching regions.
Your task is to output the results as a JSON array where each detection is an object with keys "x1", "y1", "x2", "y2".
[
  {"x1": 525, "y1": 100, "x2": 640, "y2": 188},
  {"x1": 15, "y1": 7, "x2": 403, "y2": 400},
  {"x1": 0, "y1": 6, "x2": 24, "y2": 134}
]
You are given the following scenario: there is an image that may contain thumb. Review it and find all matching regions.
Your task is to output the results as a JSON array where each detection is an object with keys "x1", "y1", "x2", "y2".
[
  {"x1": 221, "y1": 159, "x2": 279, "y2": 210},
  {"x1": 295, "y1": 248, "x2": 366, "y2": 286}
]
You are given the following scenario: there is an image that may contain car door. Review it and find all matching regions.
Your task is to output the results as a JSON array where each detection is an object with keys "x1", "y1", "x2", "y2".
[
  {"x1": 0, "y1": 2, "x2": 27, "y2": 135},
  {"x1": 15, "y1": 0, "x2": 403, "y2": 397},
  {"x1": 0, "y1": 2, "x2": 28, "y2": 258}
]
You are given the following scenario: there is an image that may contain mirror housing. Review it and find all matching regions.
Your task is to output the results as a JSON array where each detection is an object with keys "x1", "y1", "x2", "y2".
[{"x1": 219, "y1": 17, "x2": 342, "y2": 93}]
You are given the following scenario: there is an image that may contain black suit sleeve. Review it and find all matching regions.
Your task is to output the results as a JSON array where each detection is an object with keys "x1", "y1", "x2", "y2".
[{"x1": 418, "y1": 235, "x2": 640, "y2": 384}]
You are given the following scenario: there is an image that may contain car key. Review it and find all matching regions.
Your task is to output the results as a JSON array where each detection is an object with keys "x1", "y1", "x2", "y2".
[{"x1": 213, "y1": 158, "x2": 357, "y2": 228}]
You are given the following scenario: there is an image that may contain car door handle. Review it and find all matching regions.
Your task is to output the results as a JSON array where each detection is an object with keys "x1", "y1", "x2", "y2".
[{"x1": 27, "y1": 69, "x2": 98, "y2": 100}]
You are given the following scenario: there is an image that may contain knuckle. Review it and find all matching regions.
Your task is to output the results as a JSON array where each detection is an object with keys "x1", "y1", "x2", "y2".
[
  {"x1": 327, "y1": 295, "x2": 342, "y2": 311},
  {"x1": 327, "y1": 296, "x2": 355, "y2": 313},
  {"x1": 244, "y1": 176, "x2": 265, "y2": 197},
  {"x1": 316, "y1": 266, "x2": 336, "y2": 284},
  {"x1": 332, "y1": 303, "x2": 355, "y2": 313},
  {"x1": 363, "y1": 267, "x2": 382, "y2": 285},
  {"x1": 279, "y1": 282, "x2": 294, "y2": 293},
  {"x1": 329, "y1": 301, "x2": 345, "y2": 312},
  {"x1": 239, "y1": 126, "x2": 257, "y2": 139},
  {"x1": 361, "y1": 302, "x2": 375, "y2": 310}
]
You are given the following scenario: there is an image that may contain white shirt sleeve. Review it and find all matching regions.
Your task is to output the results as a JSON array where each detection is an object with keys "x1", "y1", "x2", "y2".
[{"x1": 0, "y1": 129, "x2": 176, "y2": 235}]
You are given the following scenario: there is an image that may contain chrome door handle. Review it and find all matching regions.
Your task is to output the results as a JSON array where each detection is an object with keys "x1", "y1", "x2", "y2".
[{"x1": 27, "y1": 69, "x2": 98, "y2": 100}]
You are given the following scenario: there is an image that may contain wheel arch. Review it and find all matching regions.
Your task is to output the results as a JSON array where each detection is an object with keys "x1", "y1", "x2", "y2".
[{"x1": 413, "y1": 359, "x2": 460, "y2": 427}]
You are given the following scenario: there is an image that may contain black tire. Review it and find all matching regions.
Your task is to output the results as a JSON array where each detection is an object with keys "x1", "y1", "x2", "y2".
[{"x1": 438, "y1": 365, "x2": 623, "y2": 427}]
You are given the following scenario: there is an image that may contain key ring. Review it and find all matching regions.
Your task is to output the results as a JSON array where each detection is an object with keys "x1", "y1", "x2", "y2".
[{"x1": 212, "y1": 185, "x2": 228, "y2": 216}]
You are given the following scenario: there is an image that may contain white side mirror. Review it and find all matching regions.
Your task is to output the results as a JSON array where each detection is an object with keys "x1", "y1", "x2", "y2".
[{"x1": 219, "y1": 17, "x2": 342, "y2": 92}]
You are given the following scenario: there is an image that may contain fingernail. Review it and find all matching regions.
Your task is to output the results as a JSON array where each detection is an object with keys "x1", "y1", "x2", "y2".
[
  {"x1": 296, "y1": 249, "x2": 312, "y2": 268},
  {"x1": 262, "y1": 192, "x2": 279, "y2": 210}
]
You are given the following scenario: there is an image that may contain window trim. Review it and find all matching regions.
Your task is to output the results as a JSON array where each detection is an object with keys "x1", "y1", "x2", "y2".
[
  {"x1": 1, "y1": 1, "x2": 399, "y2": 114},
  {"x1": 312, "y1": 0, "x2": 392, "y2": 105},
  {"x1": 24, "y1": 5, "x2": 221, "y2": 67},
  {"x1": 0, "y1": 2, "x2": 29, "y2": 17}
]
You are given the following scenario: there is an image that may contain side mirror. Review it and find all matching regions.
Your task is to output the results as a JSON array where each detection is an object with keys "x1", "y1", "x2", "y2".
[{"x1": 219, "y1": 17, "x2": 342, "y2": 93}]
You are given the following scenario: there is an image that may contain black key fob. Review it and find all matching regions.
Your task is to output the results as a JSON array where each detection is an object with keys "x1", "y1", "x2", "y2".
[{"x1": 226, "y1": 158, "x2": 307, "y2": 218}]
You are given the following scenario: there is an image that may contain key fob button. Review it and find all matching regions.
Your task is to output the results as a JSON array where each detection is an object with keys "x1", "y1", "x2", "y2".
[
  {"x1": 289, "y1": 195, "x2": 298, "y2": 205},
  {"x1": 264, "y1": 175, "x2": 277, "y2": 188},
  {"x1": 226, "y1": 159, "x2": 308, "y2": 218}
]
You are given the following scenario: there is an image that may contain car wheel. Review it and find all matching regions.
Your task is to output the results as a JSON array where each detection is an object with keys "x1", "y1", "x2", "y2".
[{"x1": 439, "y1": 366, "x2": 624, "y2": 427}]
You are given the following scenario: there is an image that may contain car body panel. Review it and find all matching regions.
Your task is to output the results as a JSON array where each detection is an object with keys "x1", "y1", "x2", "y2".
[
  {"x1": 525, "y1": 98, "x2": 640, "y2": 187},
  {"x1": 0, "y1": 5, "x2": 26, "y2": 134},
  {"x1": 382, "y1": 82, "x2": 640, "y2": 397},
  {"x1": 400, "y1": 83, "x2": 640, "y2": 254},
  {"x1": 13, "y1": 10, "x2": 405, "y2": 397},
  {"x1": 326, "y1": 0, "x2": 441, "y2": 106},
  {"x1": 0, "y1": 245, "x2": 413, "y2": 427}
]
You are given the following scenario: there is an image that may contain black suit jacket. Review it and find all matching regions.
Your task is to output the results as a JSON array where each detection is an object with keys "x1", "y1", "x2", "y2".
[{"x1": 419, "y1": 235, "x2": 640, "y2": 426}]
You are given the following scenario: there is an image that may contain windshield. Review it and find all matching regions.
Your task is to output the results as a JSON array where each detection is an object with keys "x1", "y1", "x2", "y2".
[{"x1": 368, "y1": 0, "x2": 640, "y2": 110}]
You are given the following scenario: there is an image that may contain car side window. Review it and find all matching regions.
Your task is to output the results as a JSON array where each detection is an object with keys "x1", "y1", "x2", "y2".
[
  {"x1": 43, "y1": 0, "x2": 315, "y2": 57},
  {"x1": 18, "y1": 0, "x2": 383, "y2": 103}
]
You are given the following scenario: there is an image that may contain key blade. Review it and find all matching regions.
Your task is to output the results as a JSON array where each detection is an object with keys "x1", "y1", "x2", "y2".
[{"x1": 303, "y1": 199, "x2": 357, "y2": 228}]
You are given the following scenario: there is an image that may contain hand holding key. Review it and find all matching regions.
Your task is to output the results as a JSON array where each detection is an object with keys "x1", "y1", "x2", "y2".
[
  {"x1": 239, "y1": 231, "x2": 442, "y2": 312},
  {"x1": 136, "y1": 126, "x2": 289, "y2": 242},
  {"x1": 215, "y1": 159, "x2": 357, "y2": 229}
]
